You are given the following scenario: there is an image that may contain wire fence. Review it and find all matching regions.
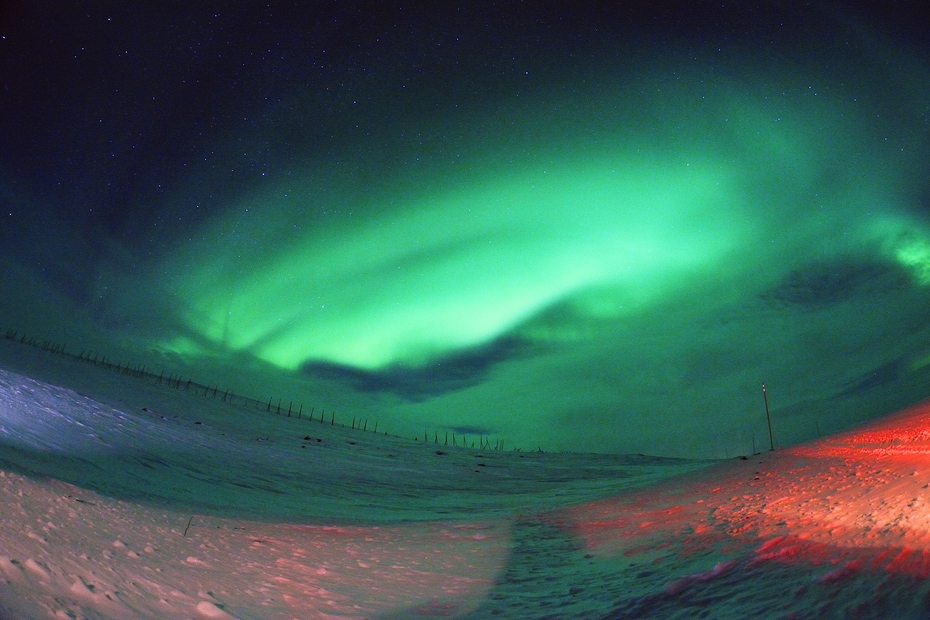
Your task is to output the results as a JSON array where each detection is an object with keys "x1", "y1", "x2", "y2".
[{"x1": 0, "y1": 328, "x2": 510, "y2": 451}]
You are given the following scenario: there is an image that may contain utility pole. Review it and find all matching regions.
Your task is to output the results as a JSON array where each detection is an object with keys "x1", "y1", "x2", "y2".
[{"x1": 762, "y1": 382, "x2": 774, "y2": 451}]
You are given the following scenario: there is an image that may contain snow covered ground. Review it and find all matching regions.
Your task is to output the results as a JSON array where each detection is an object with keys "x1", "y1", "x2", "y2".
[{"x1": 2, "y1": 337, "x2": 930, "y2": 618}]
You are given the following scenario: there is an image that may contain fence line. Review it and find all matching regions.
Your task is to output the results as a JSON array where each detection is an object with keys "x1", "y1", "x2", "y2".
[{"x1": 0, "y1": 328, "x2": 511, "y2": 452}]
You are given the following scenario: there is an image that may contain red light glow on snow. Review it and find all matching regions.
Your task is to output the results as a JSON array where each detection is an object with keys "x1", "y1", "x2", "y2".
[{"x1": 549, "y1": 399, "x2": 930, "y2": 582}]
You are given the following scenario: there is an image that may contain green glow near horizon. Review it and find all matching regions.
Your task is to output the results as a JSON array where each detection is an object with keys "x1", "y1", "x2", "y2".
[{"x1": 145, "y1": 62, "x2": 927, "y2": 377}]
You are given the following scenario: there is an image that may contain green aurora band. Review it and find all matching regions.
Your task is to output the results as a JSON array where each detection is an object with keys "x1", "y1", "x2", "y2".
[
  {"x1": 151, "y1": 68, "x2": 930, "y2": 370},
  {"x1": 95, "y1": 39, "x2": 930, "y2": 456}
]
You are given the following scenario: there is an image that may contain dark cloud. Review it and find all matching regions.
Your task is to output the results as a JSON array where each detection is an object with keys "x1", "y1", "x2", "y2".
[
  {"x1": 839, "y1": 359, "x2": 902, "y2": 397},
  {"x1": 446, "y1": 426, "x2": 494, "y2": 437},
  {"x1": 761, "y1": 258, "x2": 904, "y2": 308},
  {"x1": 301, "y1": 336, "x2": 535, "y2": 401}
]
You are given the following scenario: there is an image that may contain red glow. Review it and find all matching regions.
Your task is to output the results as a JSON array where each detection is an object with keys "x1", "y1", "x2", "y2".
[{"x1": 549, "y1": 399, "x2": 930, "y2": 580}]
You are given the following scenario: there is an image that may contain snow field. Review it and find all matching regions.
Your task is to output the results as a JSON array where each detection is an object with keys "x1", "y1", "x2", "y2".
[{"x1": 6, "y1": 337, "x2": 930, "y2": 618}]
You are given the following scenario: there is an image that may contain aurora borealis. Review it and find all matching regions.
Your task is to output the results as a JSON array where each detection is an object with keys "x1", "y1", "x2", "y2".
[{"x1": 2, "y1": 2, "x2": 929, "y2": 456}]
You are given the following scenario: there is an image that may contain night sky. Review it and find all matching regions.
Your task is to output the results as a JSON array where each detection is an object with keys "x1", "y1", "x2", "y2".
[{"x1": 1, "y1": 1, "x2": 929, "y2": 457}]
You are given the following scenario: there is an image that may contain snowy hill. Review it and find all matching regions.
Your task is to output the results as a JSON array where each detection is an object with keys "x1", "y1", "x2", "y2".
[{"x1": 3, "y1": 337, "x2": 930, "y2": 618}]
